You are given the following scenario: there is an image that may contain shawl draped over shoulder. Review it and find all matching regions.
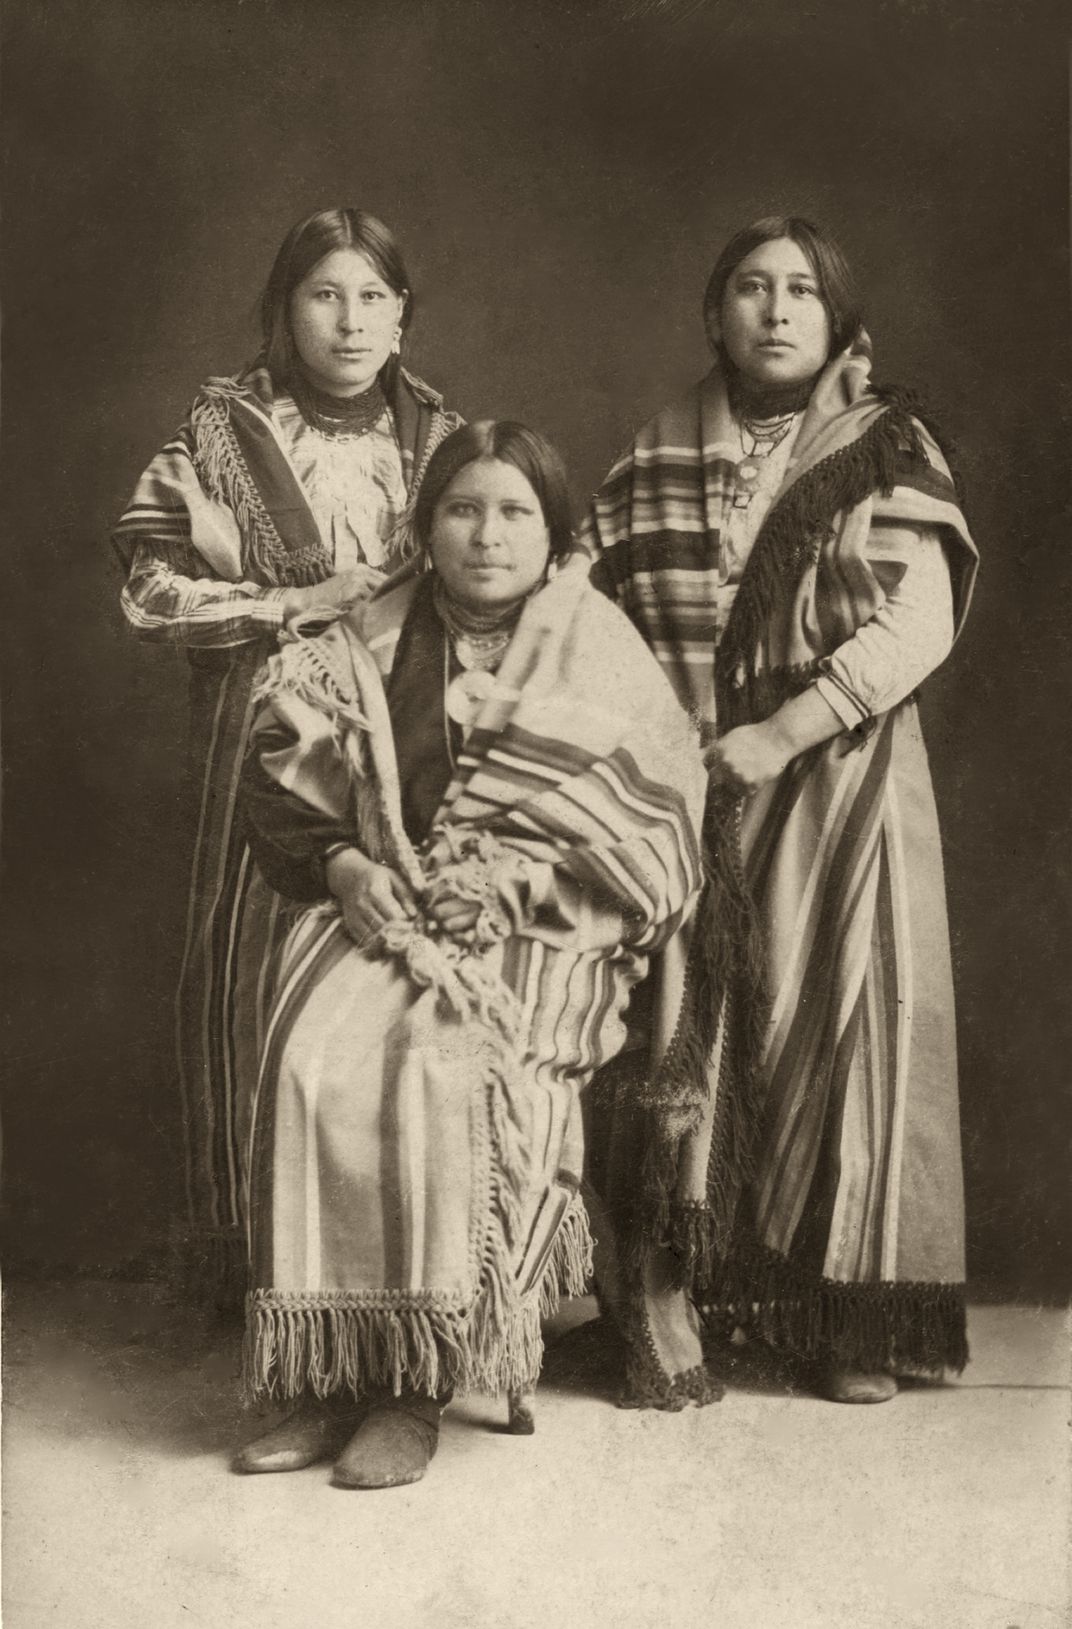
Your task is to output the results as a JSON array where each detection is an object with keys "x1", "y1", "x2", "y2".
[
  {"x1": 110, "y1": 357, "x2": 461, "y2": 1300},
  {"x1": 241, "y1": 555, "x2": 707, "y2": 1402},
  {"x1": 581, "y1": 345, "x2": 979, "y2": 1375}
]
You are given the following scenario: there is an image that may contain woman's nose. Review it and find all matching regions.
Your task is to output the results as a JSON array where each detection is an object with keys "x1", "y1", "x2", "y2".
[
  {"x1": 472, "y1": 512, "x2": 499, "y2": 548},
  {"x1": 337, "y1": 301, "x2": 362, "y2": 332},
  {"x1": 765, "y1": 288, "x2": 790, "y2": 325}
]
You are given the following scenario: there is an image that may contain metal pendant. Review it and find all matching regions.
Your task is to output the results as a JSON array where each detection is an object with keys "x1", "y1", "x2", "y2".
[{"x1": 445, "y1": 667, "x2": 498, "y2": 730}]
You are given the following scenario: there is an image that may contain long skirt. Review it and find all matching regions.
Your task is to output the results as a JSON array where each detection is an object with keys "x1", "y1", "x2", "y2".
[
  {"x1": 677, "y1": 700, "x2": 969, "y2": 1371},
  {"x1": 242, "y1": 906, "x2": 607, "y2": 1401},
  {"x1": 175, "y1": 644, "x2": 290, "y2": 1296}
]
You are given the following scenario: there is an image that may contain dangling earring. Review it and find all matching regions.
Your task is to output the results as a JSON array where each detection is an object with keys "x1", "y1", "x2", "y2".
[{"x1": 391, "y1": 325, "x2": 402, "y2": 356}]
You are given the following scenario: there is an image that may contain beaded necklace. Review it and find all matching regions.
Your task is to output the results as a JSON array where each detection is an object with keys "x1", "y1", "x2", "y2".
[{"x1": 290, "y1": 372, "x2": 388, "y2": 440}]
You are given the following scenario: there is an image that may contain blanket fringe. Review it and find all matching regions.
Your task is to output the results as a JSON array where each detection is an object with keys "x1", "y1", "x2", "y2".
[
  {"x1": 242, "y1": 1196, "x2": 594, "y2": 1406},
  {"x1": 715, "y1": 400, "x2": 926, "y2": 729},
  {"x1": 538, "y1": 1193, "x2": 596, "y2": 1317},
  {"x1": 191, "y1": 388, "x2": 331, "y2": 588},
  {"x1": 681, "y1": 1215, "x2": 969, "y2": 1373}
]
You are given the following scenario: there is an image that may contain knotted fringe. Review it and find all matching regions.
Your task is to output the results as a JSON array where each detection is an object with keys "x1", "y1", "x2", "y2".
[
  {"x1": 626, "y1": 789, "x2": 769, "y2": 1282},
  {"x1": 632, "y1": 403, "x2": 934, "y2": 1280},
  {"x1": 538, "y1": 1193, "x2": 596, "y2": 1318},
  {"x1": 715, "y1": 401, "x2": 926, "y2": 729},
  {"x1": 190, "y1": 387, "x2": 331, "y2": 588},
  {"x1": 253, "y1": 634, "x2": 406, "y2": 880},
  {"x1": 689, "y1": 1222, "x2": 969, "y2": 1373},
  {"x1": 617, "y1": 1291, "x2": 724, "y2": 1412},
  {"x1": 242, "y1": 1195, "x2": 593, "y2": 1405}
]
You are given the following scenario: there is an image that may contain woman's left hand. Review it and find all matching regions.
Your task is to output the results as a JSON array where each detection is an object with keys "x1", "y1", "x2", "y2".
[{"x1": 704, "y1": 721, "x2": 793, "y2": 797}]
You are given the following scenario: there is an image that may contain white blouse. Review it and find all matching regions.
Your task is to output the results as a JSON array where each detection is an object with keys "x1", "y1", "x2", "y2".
[{"x1": 273, "y1": 397, "x2": 408, "y2": 571}]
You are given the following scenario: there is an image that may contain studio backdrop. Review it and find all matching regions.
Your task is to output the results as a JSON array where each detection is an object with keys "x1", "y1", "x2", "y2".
[{"x1": 2, "y1": 0, "x2": 1069, "y2": 1297}]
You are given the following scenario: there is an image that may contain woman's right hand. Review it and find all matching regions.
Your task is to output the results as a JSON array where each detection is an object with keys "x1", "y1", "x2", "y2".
[
  {"x1": 325, "y1": 847, "x2": 417, "y2": 946},
  {"x1": 282, "y1": 566, "x2": 385, "y2": 621}
]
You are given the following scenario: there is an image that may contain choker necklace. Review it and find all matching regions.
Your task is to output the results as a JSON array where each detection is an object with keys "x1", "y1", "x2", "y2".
[
  {"x1": 290, "y1": 372, "x2": 388, "y2": 439},
  {"x1": 433, "y1": 578, "x2": 524, "y2": 671},
  {"x1": 725, "y1": 364, "x2": 816, "y2": 421}
]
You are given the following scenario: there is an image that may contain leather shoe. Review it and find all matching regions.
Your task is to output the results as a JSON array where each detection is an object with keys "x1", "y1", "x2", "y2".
[
  {"x1": 824, "y1": 1368, "x2": 898, "y2": 1404},
  {"x1": 332, "y1": 1393, "x2": 442, "y2": 1489},
  {"x1": 233, "y1": 1396, "x2": 362, "y2": 1474}
]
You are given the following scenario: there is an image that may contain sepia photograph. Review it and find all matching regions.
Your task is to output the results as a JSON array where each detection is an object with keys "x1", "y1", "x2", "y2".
[{"x1": 1, "y1": 1, "x2": 1069, "y2": 1625}]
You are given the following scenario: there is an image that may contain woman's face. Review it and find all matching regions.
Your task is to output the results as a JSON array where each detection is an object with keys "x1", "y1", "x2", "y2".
[
  {"x1": 711, "y1": 236, "x2": 832, "y2": 389},
  {"x1": 430, "y1": 457, "x2": 551, "y2": 614},
  {"x1": 289, "y1": 248, "x2": 405, "y2": 396}
]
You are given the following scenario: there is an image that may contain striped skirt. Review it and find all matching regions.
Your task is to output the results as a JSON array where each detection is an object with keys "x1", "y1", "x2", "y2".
[
  {"x1": 241, "y1": 905, "x2": 636, "y2": 1402},
  {"x1": 175, "y1": 643, "x2": 290, "y2": 1295}
]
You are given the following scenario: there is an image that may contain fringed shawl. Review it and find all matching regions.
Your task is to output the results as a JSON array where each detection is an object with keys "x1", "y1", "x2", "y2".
[
  {"x1": 582, "y1": 349, "x2": 979, "y2": 1373},
  {"x1": 242, "y1": 556, "x2": 707, "y2": 1400},
  {"x1": 583, "y1": 344, "x2": 977, "y2": 735},
  {"x1": 112, "y1": 358, "x2": 461, "y2": 587}
]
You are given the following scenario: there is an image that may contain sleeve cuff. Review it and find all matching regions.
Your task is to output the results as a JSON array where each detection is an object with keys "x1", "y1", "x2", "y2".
[
  {"x1": 255, "y1": 588, "x2": 289, "y2": 630},
  {"x1": 814, "y1": 673, "x2": 869, "y2": 731}
]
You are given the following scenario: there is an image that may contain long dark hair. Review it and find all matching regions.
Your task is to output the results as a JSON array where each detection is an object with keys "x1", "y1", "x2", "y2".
[
  {"x1": 703, "y1": 215, "x2": 863, "y2": 360},
  {"x1": 413, "y1": 421, "x2": 575, "y2": 561},
  {"x1": 260, "y1": 208, "x2": 412, "y2": 387}
]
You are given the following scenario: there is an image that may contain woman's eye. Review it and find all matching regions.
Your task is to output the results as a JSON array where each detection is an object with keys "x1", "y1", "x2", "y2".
[
  {"x1": 503, "y1": 505, "x2": 532, "y2": 520},
  {"x1": 362, "y1": 290, "x2": 386, "y2": 302},
  {"x1": 791, "y1": 284, "x2": 818, "y2": 299},
  {"x1": 313, "y1": 289, "x2": 337, "y2": 301}
]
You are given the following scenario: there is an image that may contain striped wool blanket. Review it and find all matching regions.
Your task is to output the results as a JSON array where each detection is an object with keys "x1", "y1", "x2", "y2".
[
  {"x1": 111, "y1": 359, "x2": 460, "y2": 1298},
  {"x1": 582, "y1": 347, "x2": 980, "y2": 1372},
  {"x1": 243, "y1": 556, "x2": 706, "y2": 1400}
]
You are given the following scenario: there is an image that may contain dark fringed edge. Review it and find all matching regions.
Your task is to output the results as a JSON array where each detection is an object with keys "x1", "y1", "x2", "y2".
[
  {"x1": 628, "y1": 400, "x2": 941, "y2": 1285},
  {"x1": 675, "y1": 1211, "x2": 969, "y2": 1374},
  {"x1": 714, "y1": 398, "x2": 928, "y2": 730},
  {"x1": 241, "y1": 1195, "x2": 594, "y2": 1407},
  {"x1": 615, "y1": 1295, "x2": 724, "y2": 1412},
  {"x1": 624, "y1": 789, "x2": 771, "y2": 1285}
]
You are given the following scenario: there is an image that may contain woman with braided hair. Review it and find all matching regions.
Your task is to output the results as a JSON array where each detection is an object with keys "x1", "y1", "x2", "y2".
[{"x1": 582, "y1": 216, "x2": 978, "y2": 1403}]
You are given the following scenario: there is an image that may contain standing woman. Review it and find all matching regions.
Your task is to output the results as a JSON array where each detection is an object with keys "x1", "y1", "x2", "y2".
[
  {"x1": 583, "y1": 216, "x2": 978, "y2": 1401},
  {"x1": 113, "y1": 209, "x2": 462, "y2": 1294}
]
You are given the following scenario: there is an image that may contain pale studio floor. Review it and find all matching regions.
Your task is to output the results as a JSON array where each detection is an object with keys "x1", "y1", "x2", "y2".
[{"x1": 2, "y1": 1281, "x2": 1069, "y2": 1629}]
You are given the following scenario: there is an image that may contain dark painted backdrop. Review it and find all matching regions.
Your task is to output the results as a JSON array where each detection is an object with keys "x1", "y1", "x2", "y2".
[{"x1": 2, "y1": 0, "x2": 1069, "y2": 1296}]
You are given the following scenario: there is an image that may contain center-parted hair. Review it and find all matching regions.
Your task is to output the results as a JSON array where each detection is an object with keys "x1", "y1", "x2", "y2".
[
  {"x1": 260, "y1": 208, "x2": 412, "y2": 387},
  {"x1": 414, "y1": 421, "x2": 575, "y2": 560},
  {"x1": 703, "y1": 215, "x2": 864, "y2": 360}
]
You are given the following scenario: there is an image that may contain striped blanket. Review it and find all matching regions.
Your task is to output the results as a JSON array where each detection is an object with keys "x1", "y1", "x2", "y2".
[
  {"x1": 112, "y1": 360, "x2": 459, "y2": 1296},
  {"x1": 243, "y1": 557, "x2": 707, "y2": 1400},
  {"x1": 582, "y1": 347, "x2": 979, "y2": 1372}
]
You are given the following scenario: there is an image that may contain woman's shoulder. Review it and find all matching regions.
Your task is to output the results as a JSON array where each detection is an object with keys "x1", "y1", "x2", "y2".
[{"x1": 192, "y1": 361, "x2": 274, "y2": 415}]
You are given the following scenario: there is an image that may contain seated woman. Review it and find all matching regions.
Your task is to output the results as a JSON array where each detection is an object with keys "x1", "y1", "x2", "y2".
[
  {"x1": 236, "y1": 421, "x2": 711, "y2": 1489},
  {"x1": 583, "y1": 217, "x2": 978, "y2": 1403}
]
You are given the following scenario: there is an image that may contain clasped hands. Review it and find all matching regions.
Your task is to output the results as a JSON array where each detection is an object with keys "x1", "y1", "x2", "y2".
[{"x1": 325, "y1": 848, "x2": 481, "y2": 948}]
